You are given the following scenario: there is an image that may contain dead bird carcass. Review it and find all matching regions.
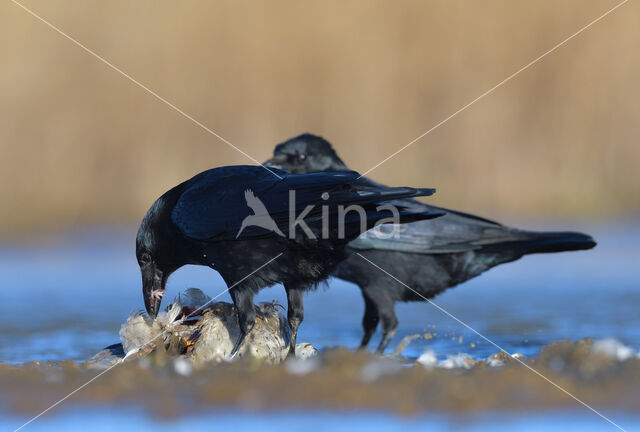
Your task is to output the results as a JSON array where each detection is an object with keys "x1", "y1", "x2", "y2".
[{"x1": 92, "y1": 288, "x2": 317, "y2": 367}]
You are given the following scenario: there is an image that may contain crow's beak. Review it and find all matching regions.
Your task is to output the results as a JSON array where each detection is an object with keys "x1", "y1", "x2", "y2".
[
  {"x1": 263, "y1": 153, "x2": 287, "y2": 169},
  {"x1": 142, "y1": 264, "x2": 165, "y2": 318}
]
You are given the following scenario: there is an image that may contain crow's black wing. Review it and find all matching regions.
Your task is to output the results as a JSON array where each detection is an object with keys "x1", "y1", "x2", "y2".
[
  {"x1": 171, "y1": 166, "x2": 281, "y2": 240},
  {"x1": 349, "y1": 214, "x2": 596, "y2": 255},
  {"x1": 347, "y1": 213, "x2": 528, "y2": 254},
  {"x1": 346, "y1": 174, "x2": 525, "y2": 254},
  {"x1": 171, "y1": 165, "x2": 438, "y2": 241}
]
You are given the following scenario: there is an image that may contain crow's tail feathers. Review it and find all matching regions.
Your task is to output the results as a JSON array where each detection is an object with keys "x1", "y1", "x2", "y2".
[{"x1": 485, "y1": 230, "x2": 596, "y2": 255}]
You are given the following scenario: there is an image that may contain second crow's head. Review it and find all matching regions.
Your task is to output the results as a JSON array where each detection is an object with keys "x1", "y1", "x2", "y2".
[{"x1": 265, "y1": 133, "x2": 348, "y2": 174}]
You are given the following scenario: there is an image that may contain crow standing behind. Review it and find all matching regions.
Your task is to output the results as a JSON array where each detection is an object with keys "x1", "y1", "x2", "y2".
[
  {"x1": 136, "y1": 165, "x2": 442, "y2": 357},
  {"x1": 266, "y1": 134, "x2": 597, "y2": 353}
]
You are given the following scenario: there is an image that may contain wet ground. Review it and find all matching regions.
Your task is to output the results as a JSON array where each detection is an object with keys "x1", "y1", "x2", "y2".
[{"x1": 1, "y1": 222, "x2": 639, "y2": 431}]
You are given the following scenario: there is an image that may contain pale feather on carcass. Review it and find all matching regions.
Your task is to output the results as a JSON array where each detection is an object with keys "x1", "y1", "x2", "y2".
[{"x1": 115, "y1": 288, "x2": 316, "y2": 365}]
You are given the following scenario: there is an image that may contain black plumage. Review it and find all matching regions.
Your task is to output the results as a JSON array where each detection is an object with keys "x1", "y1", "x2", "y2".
[
  {"x1": 266, "y1": 134, "x2": 597, "y2": 353},
  {"x1": 136, "y1": 165, "x2": 441, "y2": 357}
]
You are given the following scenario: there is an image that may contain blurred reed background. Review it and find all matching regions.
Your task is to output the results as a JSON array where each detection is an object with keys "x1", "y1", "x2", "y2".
[{"x1": 1, "y1": 0, "x2": 638, "y2": 237}]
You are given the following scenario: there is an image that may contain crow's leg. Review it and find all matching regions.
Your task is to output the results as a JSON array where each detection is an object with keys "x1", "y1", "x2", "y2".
[
  {"x1": 359, "y1": 289, "x2": 380, "y2": 349},
  {"x1": 375, "y1": 296, "x2": 398, "y2": 354},
  {"x1": 229, "y1": 288, "x2": 256, "y2": 359},
  {"x1": 284, "y1": 283, "x2": 304, "y2": 359}
]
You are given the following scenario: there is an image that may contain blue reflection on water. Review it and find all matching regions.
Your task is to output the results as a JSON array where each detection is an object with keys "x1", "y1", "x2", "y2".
[
  {"x1": 1, "y1": 223, "x2": 639, "y2": 364},
  {"x1": 2, "y1": 409, "x2": 638, "y2": 432}
]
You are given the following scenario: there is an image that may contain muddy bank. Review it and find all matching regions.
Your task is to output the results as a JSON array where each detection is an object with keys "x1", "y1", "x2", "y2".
[{"x1": 3, "y1": 339, "x2": 639, "y2": 417}]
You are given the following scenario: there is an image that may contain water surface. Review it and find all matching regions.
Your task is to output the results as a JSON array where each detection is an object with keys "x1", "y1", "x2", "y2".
[{"x1": 2, "y1": 223, "x2": 638, "y2": 364}]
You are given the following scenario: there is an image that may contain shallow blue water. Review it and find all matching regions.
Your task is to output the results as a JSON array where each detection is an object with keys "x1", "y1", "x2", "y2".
[
  {"x1": 3, "y1": 409, "x2": 638, "y2": 432},
  {"x1": 1, "y1": 223, "x2": 638, "y2": 364}
]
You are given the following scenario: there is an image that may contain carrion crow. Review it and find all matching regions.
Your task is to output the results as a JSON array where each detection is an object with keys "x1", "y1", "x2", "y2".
[
  {"x1": 266, "y1": 134, "x2": 597, "y2": 353},
  {"x1": 136, "y1": 165, "x2": 442, "y2": 357}
]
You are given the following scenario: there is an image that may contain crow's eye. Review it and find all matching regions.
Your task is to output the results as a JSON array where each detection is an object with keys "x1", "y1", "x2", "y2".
[
  {"x1": 298, "y1": 153, "x2": 307, "y2": 161},
  {"x1": 140, "y1": 252, "x2": 151, "y2": 265}
]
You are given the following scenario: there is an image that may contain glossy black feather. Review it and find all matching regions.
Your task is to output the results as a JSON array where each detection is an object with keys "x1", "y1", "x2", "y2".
[{"x1": 171, "y1": 166, "x2": 438, "y2": 241}]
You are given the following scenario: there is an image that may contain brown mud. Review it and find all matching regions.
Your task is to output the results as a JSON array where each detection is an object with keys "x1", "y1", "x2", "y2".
[{"x1": 3, "y1": 339, "x2": 639, "y2": 417}]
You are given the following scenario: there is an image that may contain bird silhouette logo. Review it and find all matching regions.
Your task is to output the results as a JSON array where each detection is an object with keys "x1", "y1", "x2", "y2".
[{"x1": 236, "y1": 189, "x2": 285, "y2": 238}]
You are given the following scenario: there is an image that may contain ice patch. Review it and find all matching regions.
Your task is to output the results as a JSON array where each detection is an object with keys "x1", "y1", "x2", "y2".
[
  {"x1": 438, "y1": 353, "x2": 475, "y2": 370},
  {"x1": 591, "y1": 338, "x2": 634, "y2": 361},
  {"x1": 416, "y1": 349, "x2": 437, "y2": 368},
  {"x1": 173, "y1": 357, "x2": 193, "y2": 376}
]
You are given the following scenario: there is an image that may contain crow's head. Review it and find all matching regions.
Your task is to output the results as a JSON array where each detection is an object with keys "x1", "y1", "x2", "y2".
[
  {"x1": 265, "y1": 133, "x2": 348, "y2": 174},
  {"x1": 136, "y1": 196, "x2": 182, "y2": 317}
]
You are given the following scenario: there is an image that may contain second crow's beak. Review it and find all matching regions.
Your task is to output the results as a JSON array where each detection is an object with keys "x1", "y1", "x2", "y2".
[
  {"x1": 264, "y1": 153, "x2": 288, "y2": 169},
  {"x1": 142, "y1": 264, "x2": 165, "y2": 318}
]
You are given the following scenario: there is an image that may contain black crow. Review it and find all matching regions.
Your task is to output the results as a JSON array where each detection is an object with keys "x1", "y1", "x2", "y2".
[
  {"x1": 266, "y1": 134, "x2": 597, "y2": 353},
  {"x1": 136, "y1": 165, "x2": 442, "y2": 357}
]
